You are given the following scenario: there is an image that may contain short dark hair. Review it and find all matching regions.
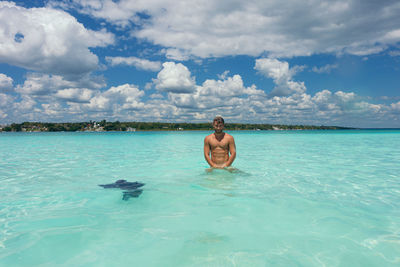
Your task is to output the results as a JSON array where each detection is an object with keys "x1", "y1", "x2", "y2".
[{"x1": 213, "y1": 116, "x2": 224, "y2": 124}]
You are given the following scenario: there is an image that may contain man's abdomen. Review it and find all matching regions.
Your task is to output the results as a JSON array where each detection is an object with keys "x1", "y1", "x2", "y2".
[{"x1": 211, "y1": 151, "x2": 229, "y2": 164}]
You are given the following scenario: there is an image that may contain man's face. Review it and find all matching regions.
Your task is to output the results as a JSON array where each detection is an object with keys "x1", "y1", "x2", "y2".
[{"x1": 213, "y1": 121, "x2": 224, "y2": 133}]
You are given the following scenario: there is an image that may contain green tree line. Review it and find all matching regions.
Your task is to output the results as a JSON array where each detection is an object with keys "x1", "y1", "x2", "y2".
[{"x1": 0, "y1": 120, "x2": 351, "y2": 132}]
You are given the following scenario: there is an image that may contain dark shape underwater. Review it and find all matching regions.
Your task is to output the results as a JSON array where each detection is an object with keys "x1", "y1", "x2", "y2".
[{"x1": 99, "y1": 179, "x2": 145, "y2": 200}]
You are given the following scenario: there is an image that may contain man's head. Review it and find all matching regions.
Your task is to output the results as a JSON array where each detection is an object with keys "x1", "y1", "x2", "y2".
[{"x1": 213, "y1": 116, "x2": 225, "y2": 133}]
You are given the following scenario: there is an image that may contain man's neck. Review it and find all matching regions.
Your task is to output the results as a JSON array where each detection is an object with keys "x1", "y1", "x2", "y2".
[{"x1": 214, "y1": 131, "x2": 225, "y2": 141}]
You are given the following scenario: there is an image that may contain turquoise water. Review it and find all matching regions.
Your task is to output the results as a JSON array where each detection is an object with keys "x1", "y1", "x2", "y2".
[{"x1": 1, "y1": 130, "x2": 400, "y2": 266}]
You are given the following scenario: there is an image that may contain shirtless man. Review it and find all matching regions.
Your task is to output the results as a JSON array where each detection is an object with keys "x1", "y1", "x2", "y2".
[{"x1": 204, "y1": 116, "x2": 236, "y2": 169}]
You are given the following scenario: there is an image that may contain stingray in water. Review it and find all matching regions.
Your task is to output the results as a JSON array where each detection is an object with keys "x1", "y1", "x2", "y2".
[{"x1": 99, "y1": 179, "x2": 145, "y2": 200}]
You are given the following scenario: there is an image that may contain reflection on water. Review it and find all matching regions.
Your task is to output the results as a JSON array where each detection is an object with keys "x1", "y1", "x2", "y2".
[
  {"x1": 205, "y1": 166, "x2": 249, "y2": 174},
  {"x1": 201, "y1": 168, "x2": 237, "y2": 191},
  {"x1": 192, "y1": 168, "x2": 252, "y2": 198}
]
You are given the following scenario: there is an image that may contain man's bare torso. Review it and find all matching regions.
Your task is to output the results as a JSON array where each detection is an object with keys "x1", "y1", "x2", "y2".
[
  {"x1": 204, "y1": 117, "x2": 236, "y2": 169},
  {"x1": 205, "y1": 133, "x2": 232, "y2": 167}
]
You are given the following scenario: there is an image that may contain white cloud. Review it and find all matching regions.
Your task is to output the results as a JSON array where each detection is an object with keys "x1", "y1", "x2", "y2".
[
  {"x1": 162, "y1": 48, "x2": 191, "y2": 61},
  {"x1": 41, "y1": 102, "x2": 63, "y2": 116},
  {"x1": 0, "y1": 2, "x2": 114, "y2": 75},
  {"x1": 312, "y1": 64, "x2": 338, "y2": 74},
  {"x1": 391, "y1": 101, "x2": 400, "y2": 113},
  {"x1": 334, "y1": 91, "x2": 355, "y2": 102},
  {"x1": 218, "y1": 70, "x2": 230, "y2": 80},
  {"x1": 106, "y1": 56, "x2": 161, "y2": 71},
  {"x1": 0, "y1": 93, "x2": 14, "y2": 108},
  {"x1": 167, "y1": 73, "x2": 265, "y2": 110},
  {"x1": 0, "y1": 73, "x2": 13, "y2": 92},
  {"x1": 0, "y1": 92, "x2": 15, "y2": 120},
  {"x1": 150, "y1": 93, "x2": 164, "y2": 99},
  {"x1": 50, "y1": 0, "x2": 141, "y2": 27},
  {"x1": 200, "y1": 75, "x2": 264, "y2": 97},
  {"x1": 312, "y1": 90, "x2": 334, "y2": 109},
  {"x1": 153, "y1": 62, "x2": 196, "y2": 93},
  {"x1": 13, "y1": 95, "x2": 36, "y2": 112},
  {"x1": 16, "y1": 74, "x2": 73, "y2": 95},
  {"x1": 255, "y1": 58, "x2": 306, "y2": 97},
  {"x1": 15, "y1": 73, "x2": 105, "y2": 96},
  {"x1": 85, "y1": 83, "x2": 145, "y2": 111},
  {"x1": 0, "y1": 109, "x2": 7, "y2": 119},
  {"x1": 54, "y1": 88, "x2": 94, "y2": 103},
  {"x1": 2, "y1": 56, "x2": 400, "y2": 127},
  {"x1": 84, "y1": 95, "x2": 109, "y2": 111},
  {"x1": 58, "y1": 0, "x2": 400, "y2": 59},
  {"x1": 255, "y1": 58, "x2": 292, "y2": 83},
  {"x1": 388, "y1": 50, "x2": 400, "y2": 57}
]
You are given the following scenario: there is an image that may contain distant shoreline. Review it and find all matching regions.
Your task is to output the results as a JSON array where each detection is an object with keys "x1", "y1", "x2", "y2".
[
  {"x1": 0, "y1": 121, "x2": 355, "y2": 132},
  {"x1": 3, "y1": 129, "x2": 400, "y2": 133}
]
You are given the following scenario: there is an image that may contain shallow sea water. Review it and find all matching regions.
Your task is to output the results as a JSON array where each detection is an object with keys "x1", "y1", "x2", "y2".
[{"x1": 1, "y1": 130, "x2": 400, "y2": 266}]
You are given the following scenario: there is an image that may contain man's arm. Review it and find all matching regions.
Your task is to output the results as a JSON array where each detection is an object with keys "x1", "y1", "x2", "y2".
[
  {"x1": 204, "y1": 136, "x2": 217, "y2": 168},
  {"x1": 224, "y1": 136, "x2": 236, "y2": 167}
]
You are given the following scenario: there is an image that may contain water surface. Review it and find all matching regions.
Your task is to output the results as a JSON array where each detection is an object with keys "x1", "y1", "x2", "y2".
[{"x1": 1, "y1": 130, "x2": 400, "y2": 266}]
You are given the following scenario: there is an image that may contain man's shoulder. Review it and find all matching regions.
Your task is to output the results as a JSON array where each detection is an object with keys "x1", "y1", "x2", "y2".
[
  {"x1": 225, "y1": 133, "x2": 235, "y2": 139},
  {"x1": 204, "y1": 133, "x2": 213, "y2": 141}
]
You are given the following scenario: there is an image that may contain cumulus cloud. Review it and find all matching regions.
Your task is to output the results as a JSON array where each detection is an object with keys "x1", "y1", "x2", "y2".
[
  {"x1": 153, "y1": 62, "x2": 196, "y2": 93},
  {"x1": 162, "y1": 48, "x2": 192, "y2": 61},
  {"x1": 49, "y1": 0, "x2": 141, "y2": 27},
  {"x1": 312, "y1": 90, "x2": 357, "y2": 115},
  {"x1": 255, "y1": 58, "x2": 292, "y2": 82},
  {"x1": 2, "y1": 56, "x2": 400, "y2": 127},
  {"x1": 41, "y1": 102, "x2": 64, "y2": 117},
  {"x1": 0, "y1": 2, "x2": 114, "y2": 75},
  {"x1": 0, "y1": 92, "x2": 14, "y2": 108},
  {"x1": 54, "y1": 88, "x2": 94, "y2": 103},
  {"x1": 150, "y1": 93, "x2": 164, "y2": 99},
  {"x1": 200, "y1": 75, "x2": 264, "y2": 97},
  {"x1": 0, "y1": 110, "x2": 7, "y2": 119},
  {"x1": 15, "y1": 73, "x2": 105, "y2": 97},
  {"x1": 335, "y1": 91, "x2": 356, "y2": 102},
  {"x1": 56, "y1": 0, "x2": 400, "y2": 59},
  {"x1": 168, "y1": 73, "x2": 265, "y2": 110},
  {"x1": 0, "y1": 92, "x2": 15, "y2": 120},
  {"x1": 85, "y1": 83, "x2": 145, "y2": 111},
  {"x1": 250, "y1": 57, "x2": 399, "y2": 126},
  {"x1": 0, "y1": 73, "x2": 13, "y2": 92},
  {"x1": 16, "y1": 94, "x2": 35, "y2": 108},
  {"x1": 390, "y1": 101, "x2": 400, "y2": 113},
  {"x1": 106, "y1": 56, "x2": 161, "y2": 71},
  {"x1": 1, "y1": 82, "x2": 147, "y2": 122},
  {"x1": 255, "y1": 58, "x2": 306, "y2": 97}
]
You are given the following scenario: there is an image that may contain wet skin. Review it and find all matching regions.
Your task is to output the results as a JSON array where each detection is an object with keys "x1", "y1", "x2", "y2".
[{"x1": 204, "y1": 121, "x2": 236, "y2": 169}]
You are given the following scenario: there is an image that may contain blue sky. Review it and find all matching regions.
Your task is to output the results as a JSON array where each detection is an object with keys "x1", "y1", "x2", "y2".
[{"x1": 0, "y1": 0, "x2": 400, "y2": 127}]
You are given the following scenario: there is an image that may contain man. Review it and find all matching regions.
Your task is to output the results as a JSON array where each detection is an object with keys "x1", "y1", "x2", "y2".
[{"x1": 204, "y1": 116, "x2": 236, "y2": 169}]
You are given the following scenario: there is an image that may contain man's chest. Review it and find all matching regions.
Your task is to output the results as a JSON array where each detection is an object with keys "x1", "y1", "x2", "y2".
[{"x1": 209, "y1": 137, "x2": 229, "y2": 149}]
